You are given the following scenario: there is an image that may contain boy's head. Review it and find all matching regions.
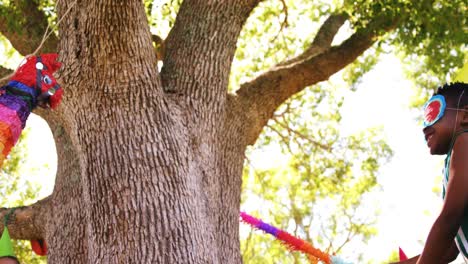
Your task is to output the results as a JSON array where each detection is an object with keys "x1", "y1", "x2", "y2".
[
  {"x1": 0, "y1": 257, "x2": 19, "y2": 264},
  {"x1": 423, "y1": 82, "x2": 468, "y2": 155}
]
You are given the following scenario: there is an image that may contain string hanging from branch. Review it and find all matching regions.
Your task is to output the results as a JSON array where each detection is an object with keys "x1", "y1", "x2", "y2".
[{"x1": 240, "y1": 212, "x2": 352, "y2": 264}]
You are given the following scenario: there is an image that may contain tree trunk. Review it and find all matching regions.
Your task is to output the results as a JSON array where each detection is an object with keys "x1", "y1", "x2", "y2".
[{"x1": 43, "y1": 1, "x2": 252, "y2": 263}]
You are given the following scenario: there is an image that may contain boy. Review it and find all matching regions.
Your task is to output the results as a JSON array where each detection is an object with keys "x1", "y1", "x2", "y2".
[{"x1": 396, "y1": 82, "x2": 468, "y2": 263}]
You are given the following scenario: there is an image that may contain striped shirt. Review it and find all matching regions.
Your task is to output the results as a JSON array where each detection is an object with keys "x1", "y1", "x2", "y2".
[{"x1": 442, "y1": 130, "x2": 468, "y2": 258}]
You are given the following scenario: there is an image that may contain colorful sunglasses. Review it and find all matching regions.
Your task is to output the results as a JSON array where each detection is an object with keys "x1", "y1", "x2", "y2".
[
  {"x1": 423, "y1": 95, "x2": 446, "y2": 128},
  {"x1": 423, "y1": 94, "x2": 468, "y2": 128}
]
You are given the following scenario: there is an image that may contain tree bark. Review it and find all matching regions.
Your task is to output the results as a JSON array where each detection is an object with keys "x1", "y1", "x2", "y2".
[
  {"x1": 40, "y1": 0, "x2": 260, "y2": 263},
  {"x1": 0, "y1": 197, "x2": 49, "y2": 240},
  {"x1": 43, "y1": 110, "x2": 88, "y2": 263},
  {"x1": 0, "y1": 65, "x2": 12, "y2": 77},
  {"x1": 0, "y1": 66, "x2": 12, "y2": 86}
]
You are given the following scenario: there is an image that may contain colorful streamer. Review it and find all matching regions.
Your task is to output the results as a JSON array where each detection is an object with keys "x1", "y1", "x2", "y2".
[
  {"x1": 0, "y1": 54, "x2": 62, "y2": 165},
  {"x1": 31, "y1": 239, "x2": 47, "y2": 256},
  {"x1": 240, "y1": 212, "x2": 351, "y2": 264},
  {"x1": 399, "y1": 247, "x2": 408, "y2": 261}
]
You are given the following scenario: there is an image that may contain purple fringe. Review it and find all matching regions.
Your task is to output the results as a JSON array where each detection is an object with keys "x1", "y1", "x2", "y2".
[
  {"x1": 0, "y1": 95, "x2": 31, "y2": 128},
  {"x1": 258, "y1": 222, "x2": 280, "y2": 237}
]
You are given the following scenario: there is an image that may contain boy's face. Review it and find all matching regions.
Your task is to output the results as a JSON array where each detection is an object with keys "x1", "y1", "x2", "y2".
[{"x1": 423, "y1": 95, "x2": 459, "y2": 155}]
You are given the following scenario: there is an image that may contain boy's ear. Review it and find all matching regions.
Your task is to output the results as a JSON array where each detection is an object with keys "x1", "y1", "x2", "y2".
[{"x1": 460, "y1": 105, "x2": 468, "y2": 127}]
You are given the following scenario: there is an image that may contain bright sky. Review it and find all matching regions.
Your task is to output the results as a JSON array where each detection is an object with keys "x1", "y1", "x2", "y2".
[
  {"x1": 340, "y1": 54, "x2": 445, "y2": 262},
  {"x1": 20, "y1": 114, "x2": 57, "y2": 198}
]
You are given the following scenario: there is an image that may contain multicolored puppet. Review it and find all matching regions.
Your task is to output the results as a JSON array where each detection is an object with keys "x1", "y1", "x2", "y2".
[
  {"x1": 240, "y1": 212, "x2": 351, "y2": 264},
  {"x1": 0, "y1": 54, "x2": 62, "y2": 165}
]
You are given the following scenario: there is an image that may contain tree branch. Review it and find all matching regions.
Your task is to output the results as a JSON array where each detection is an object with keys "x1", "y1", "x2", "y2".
[
  {"x1": 0, "y1": 65, "x2": 13, "y2": 86},
  {"x1": 236, "y1": 17, "x2": 397, "y2": 145},
  {"x1": 0, "y1": 65, "x2": 12, "y2": 76},
  {"x1": 269, "y1": 0, "x2": 289, "y2": 43},
  {"x1": 273, "y1": 116, "x2": 331, "y2": 152},
  {"x1": 152, "y1": 34, "x2": 165, "y2": 61},
  {"x1": 161, "y1": 0, "x2": 261, "y2": 95},
  {"x1": 278, "y1": 13, "x2": 348, "y2": 67},
  {"x1": 0, "y1": 1, "x2": 58, "y2": 55},
  {"x1": 0, "y1": 196, "x2": 50, "y2": 240}
]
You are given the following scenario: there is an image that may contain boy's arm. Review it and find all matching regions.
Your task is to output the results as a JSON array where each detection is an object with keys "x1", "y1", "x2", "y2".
[
  {"x1": 417, "y1": 134, "x2": 468, "y2": 263},
  {"x1": 390, "y1": 241, "x2": 458, "y2": 264},
  {"x1": 443, "y1": 240, "x2": 459, "y2": 262}
]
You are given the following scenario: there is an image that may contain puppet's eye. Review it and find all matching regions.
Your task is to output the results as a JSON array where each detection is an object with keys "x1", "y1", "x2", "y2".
[
  {"x1": 36, "y1": 62, "x2": 44, "y2": 70},
  {"x1": 43, "y1": 75, "x2": 52, "y2": 85}
]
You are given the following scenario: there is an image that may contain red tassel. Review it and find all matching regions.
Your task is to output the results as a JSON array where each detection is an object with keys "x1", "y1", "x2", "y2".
[
  {"x1": 49, "y1": 88, "x2": 63, "y2": 109},
  {"x1": 399, "y1": 247, "x2": 408, "y2": 261},
  {"x1": 31, "y1": 239, "x2": 47, "y2": 256}
]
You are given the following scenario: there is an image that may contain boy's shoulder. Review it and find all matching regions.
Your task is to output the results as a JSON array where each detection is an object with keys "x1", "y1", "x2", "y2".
[{"x1": 450, "y1": 132, "x2": 468, "y2": 165}]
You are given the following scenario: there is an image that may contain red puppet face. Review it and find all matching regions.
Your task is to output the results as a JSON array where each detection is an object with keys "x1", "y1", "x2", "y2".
[{"x1": 10, "y1": 54, "x2": 63, "y2": 109}]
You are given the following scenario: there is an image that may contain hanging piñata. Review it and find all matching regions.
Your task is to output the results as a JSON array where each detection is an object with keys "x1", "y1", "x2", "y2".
[
  {"x1": 240, "y1": 212, "x2": 352, "y2": 264},
  {"x1": 0, "y1": 54, "x2": 62, "y2": 165}
]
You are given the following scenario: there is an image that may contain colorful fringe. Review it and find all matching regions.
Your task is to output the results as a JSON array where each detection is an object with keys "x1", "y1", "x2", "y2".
[
  {"x1": 31, "y1": 239, "x2": 47, "y2": 256},
  {"x1": 0, "y1": 54, "x2": 62, "y2": 165},
  {"x1": 399, "y1": 247, "x2": 408, "y2": 261},
  {"x1": 240, "y1": 212, "x2": 351, "y2": 264},
  {"x1": 0, "y1": 95, "x2": 29, "y2": 163}
]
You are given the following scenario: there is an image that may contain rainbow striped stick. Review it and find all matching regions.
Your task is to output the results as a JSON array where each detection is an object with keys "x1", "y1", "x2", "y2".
[{"x1": 240, "y1": 212, "x2": 351, "y2": 264}]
